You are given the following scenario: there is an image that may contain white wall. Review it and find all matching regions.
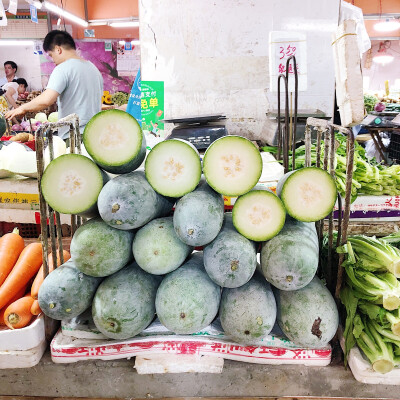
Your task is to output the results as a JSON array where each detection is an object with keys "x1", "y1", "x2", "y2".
[
  {"x1": 0, "y1": 45, "x2": 43, "y2": 91},
  {"x1": 140, "y1": 0, "x2": 340, "y2": 142}
]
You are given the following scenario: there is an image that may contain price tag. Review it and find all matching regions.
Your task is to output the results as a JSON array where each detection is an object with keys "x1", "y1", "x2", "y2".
[
  {"x1": 269, "y1": 31, "x2": 307, "y2": 92},
  {"x1": 0, "y1": 192, "x2": 39, "y2": 206}
]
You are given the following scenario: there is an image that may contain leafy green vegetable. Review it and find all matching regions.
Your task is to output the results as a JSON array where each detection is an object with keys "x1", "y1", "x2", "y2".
[
  {"x1": 340, "y1": 286, "x2": 358, "y2": 366},
  {"x1": 364, "y1": 94, "x2": 378, "y2": 113}
]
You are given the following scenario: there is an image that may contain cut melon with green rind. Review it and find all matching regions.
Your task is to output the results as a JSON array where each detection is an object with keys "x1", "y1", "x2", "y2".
[
  {"x1": 83, "y1": 110, "x2": 146, "y2": 174},
  {"x1": 220, "y1": 274, "x2": 277, "y2": 345},
  {"x1": 261, "y1": 219, "x2": 319, "y2": 291},
  {"x1": 277, "y1": 167, "x2": 337, "y2": 222},
  {"x1": 132, "y1": 217, "x2": 192, "y2": 275},
  {"x1": 145, "y1": 139, "x2": 202, "y2": 197},
  {"x1": 202, "y1": 136, "x2": 262, "y2": 196},
  {"x1": 173, "y1": 180, "x2": 224, "y2": 246},
  {"x1": 203, "y1": 215, "x2": 257, "y2": 288},
  {"x1": 70, "y1": 218, "x2": 134, "y2": 277},
  {"x1": 155, "y1": 252, "x2": 221, "y2": 334},
  {"x1": 41, "y1": 154, "x2": 108, "y2": 218},
  {"x1": 276, "y1": 276, "x2": 339, "y2": 348},
  {"x1": 92, "y1": 262, "x2": 160, "y2": 340},
  {"x1": 98, "y1": 171, "x2": 174, "y2": 230},
  {"x1": 38, "y1": 259, "x2": 102, "y2": 320},
  {"x1": 232, "y1": 186, "x2": 286, "y2": 241}
]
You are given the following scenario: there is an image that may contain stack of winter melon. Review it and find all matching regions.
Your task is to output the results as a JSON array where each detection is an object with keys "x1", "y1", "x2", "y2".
[{"x1": 38, "y1": 110, "x2": 339, "y2": 348}]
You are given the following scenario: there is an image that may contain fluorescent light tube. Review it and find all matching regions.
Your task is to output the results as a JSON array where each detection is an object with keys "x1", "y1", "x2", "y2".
[
  {"x1": 44, "y1": 1, "x2": 88, "y2": 27},
  {"x1": 374, "y1": 19, "x2": 400, "y2": 32},
  {"x1": 0, "y1": 40, "x2": 35, "y2": 46},
  {"x1": 131, "y1": 40, "x2": 140, "y2": 45},
  {"x1": 110, "y1": 21, "x2": 139, "y2": 28}
]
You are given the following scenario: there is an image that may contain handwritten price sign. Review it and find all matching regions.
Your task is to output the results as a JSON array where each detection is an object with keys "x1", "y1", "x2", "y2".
[{"x1": 269, "y1": 31, "x2": 307, "y2": 92}]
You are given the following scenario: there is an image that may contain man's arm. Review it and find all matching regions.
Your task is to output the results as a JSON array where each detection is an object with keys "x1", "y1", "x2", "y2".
[
  {"x1": 5, "y1": 89, "x2": 59, "y2": 120},
  {"x1": 4, "y1": 88, "x2": 18, "y2": 109}
]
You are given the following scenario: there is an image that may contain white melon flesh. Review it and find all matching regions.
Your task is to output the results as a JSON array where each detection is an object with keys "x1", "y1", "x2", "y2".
[
  {"x1": 279, "y1": 167, "x2": 337, "y2": 222},
  {"x1": 145, "y1": 139, "x2": 202, "y2": 197},
  {"x1": 233, "y1": 189, "x2": 286, "y2": 241},
  {"x1": 41, "y1": 154, "x2": 105, "y2": 216},
  {"x1": 203, "y1": 136, "x2": 262, "y2": 196},
  {"x1": 83, "y1": 110, "x2": 144, "y2": 173}
]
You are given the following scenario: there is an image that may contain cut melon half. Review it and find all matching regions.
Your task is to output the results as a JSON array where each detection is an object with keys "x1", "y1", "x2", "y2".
[
  {"x1": 83, "y1": 110, "x2": 146, "y2": 174},
  {"x1": 145, "y1": 139, "x2": 202, "y2": 197},
  {"x1": 41, "y1": 154, "x2": 107, "y2": 217},
  {"x1": 232, "y1": 188, "x2": 286, "y2": 241},
  {"x1": 277, "y1": 167, "x2": 337, "y2": 222},
  {"x1": 202, "y1": 136, "x2": 262, "y2": 196}
]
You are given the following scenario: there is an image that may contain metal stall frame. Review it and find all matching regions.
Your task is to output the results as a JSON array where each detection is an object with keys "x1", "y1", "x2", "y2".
[{"x1": 35, "y1": 114, "x2": 82, "y2": 338}]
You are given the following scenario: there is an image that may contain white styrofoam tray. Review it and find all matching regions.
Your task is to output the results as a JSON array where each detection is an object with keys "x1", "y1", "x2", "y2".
[
  {"x1": 0, "y1": 314, "x2": 44, "y2": 351},
  {"x1": 0, "y1": 339, "x2": 46, "y2": 369}
]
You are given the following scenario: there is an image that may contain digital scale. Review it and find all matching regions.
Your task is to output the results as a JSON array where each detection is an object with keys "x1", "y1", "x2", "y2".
[
  {"x1": 361, "y1": 111, "x2": 399, "y2": 128},
  {"x1": 162, "y1": 115, "x2": 227, "y2": 150}
]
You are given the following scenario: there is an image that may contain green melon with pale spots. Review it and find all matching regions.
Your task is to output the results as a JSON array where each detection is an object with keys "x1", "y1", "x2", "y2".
[
  {"x1": 155, "y1": 252, "x2": 221, "y2": 334},
  {"x1": 261, "y1": 219, "x2": 319, "y2": 291},
  {"x1": 276, "y1": 276, "x2": 339, "y2": 348},
  {"x1": 220, "y1": 273, "x2": 277, "y2": 345},
  {"x1": 92, "y1": 262, "x2": 160, "y2": 340},
  {"x1": 70, "y1": 218, "x2": 134, "y2": 277},
  {"x1": 38, "y1": 259, "x2": 102, "y2": 320}
]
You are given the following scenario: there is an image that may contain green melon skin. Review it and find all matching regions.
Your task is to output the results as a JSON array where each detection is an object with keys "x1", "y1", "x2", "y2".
[
  {"x1": 155, "y1": 252, "x2": 221, "y2": 334},
  {"x1": 83, "y1": 110, "x2": 146, "y2": 174},
  {"x1": 276, "y1": 276, "x2": 339, "y2": 348},
  {"x1": 220, "y1": 273, "x2": 277, "y2": 345},
  {"x1": 133, "y1": 217, "x2": 192, "y2": 275},
  {"x1": 173, "y1": 180, "x2": 224, "y2": 246},
  {"x1": 92, "y1": 262, "x2": 160, "y2": 340},
  {"x1": 38, "y1": 260, "x2": 102, "y2": 320},
  {"x1": 98, "y1": 171, "x2": 174, "y2": 230},
  {"x1": 70, "y1": 218, "x2": 134, "y2": 277},
  {"x1": 261, "y1": 219, "x2": 319, "y2": 291},
  {"x1": 203, "y1": 216, "x2": 257, "y2": 288}
]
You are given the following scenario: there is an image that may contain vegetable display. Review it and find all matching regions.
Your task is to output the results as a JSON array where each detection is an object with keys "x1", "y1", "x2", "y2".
[
  {"x1": 35, "y1": 111, "x2": 339, "y2": 350},
  {"x1": 340, "y1": 234, "x2": 400, "y2": 374}
]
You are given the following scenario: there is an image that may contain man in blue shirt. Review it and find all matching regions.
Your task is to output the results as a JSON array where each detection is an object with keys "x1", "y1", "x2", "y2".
[{"x1": 5, "y1": 30, "x2": 103, "y2": 139}]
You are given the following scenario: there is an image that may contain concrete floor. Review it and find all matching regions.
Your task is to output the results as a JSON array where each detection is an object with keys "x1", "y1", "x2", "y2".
[{"x1": 0, "y1": 351, "x2": 399, "y2": 399}]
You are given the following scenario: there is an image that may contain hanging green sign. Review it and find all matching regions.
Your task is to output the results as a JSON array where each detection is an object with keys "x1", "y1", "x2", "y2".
[{"x1": 141, "y1": 81, "x2": 164, "y2": 135}]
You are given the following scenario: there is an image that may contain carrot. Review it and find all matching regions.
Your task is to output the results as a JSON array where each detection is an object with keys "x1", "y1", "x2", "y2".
[
  {"x1": 31, "y1": 250, "x2": 70, "y2": 299},
  {"x1": 4, "y1": 295, "x2": 34, "y2": 329},
  {"x1": 0, "y1": 228, "x2": 25, "y2": 286},
  {"x1": 30, "y1": 299, "x2": 42, "y2": 316},
  {"x1": 0, "y1": 242, "x2": 42, "y2": 309},
  {"x1": 0, "y1": 285, "x2": 27, "y2": 325}
]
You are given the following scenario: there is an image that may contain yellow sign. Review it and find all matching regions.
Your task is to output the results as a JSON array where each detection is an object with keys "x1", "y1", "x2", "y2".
[{"x1": 0, "y1": 192, "x2": 39, "y2": 206}]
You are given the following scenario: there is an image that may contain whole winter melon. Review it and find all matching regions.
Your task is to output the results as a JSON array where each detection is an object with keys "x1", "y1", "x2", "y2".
[
  {"x1": 220, "y1": 273, "x2": 277, "y2": 345},
  {"x1": 276, "y1": 276, "x2": 339, "y2": 348},
  {"x1": 155, "y1": 252, "x2": 221, "y2": 334}
]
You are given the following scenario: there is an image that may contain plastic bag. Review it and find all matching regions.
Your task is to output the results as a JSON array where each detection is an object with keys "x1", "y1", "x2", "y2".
[
  {"x1": 340, "y1": 1, "x2": 371, "y2": 56},
  {"x1": 365, "y1": 133, "x2": 390, "y2": 163}
]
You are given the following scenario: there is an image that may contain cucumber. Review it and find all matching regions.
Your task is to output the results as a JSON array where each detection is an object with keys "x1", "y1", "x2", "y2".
[
  {"x1": 98, "y1": 171, "x2": 174, "y2": 230},
  {"x1": 92, "y1": 262, "x2": 160, "y2": 340},
  {"x1": 41, "y1": 154, "x2": 108, "y2": 218},
  {"x1": 261, "y1": 219, "x2": 318, "y2": 291},
  {"x1": 276, "y1": 276, "x2": 339, "y2": 348},
  {"x1": 83, "y1": 110, "x2": 146, "y2": 174},
  {"x1": 276, "y1": 167, "x2": 337, "y2": 222},
  {"x1": 132, "y1": 217, "x2": 193, "y2": 275},
  {"x1": 202, "y1": 135, "x2": 262, "y2": 196},
  {"x1": 173, "y1": 180, "x2": 224, "y2": 246},
  {"x1": 203, "y1": 215, "x2": 257, "y2": 288},
  {"x1": 155, "y1": 252, "x2": 221, "y2": 334},
  {"x1": 232, "y1": 186, "x2": 286, "y2": 241},
  {"x1": 145, "y1": 139, "x2": 202, "y2": 197},
  {"x1": 70, "y1": 218, "x2": 134, "y2": 277},
  {"x1": 220, "y1": 274, "x2": 277, "y2": 345},
  {"x1": 38, "y1": 259, "x2": 102, "y2": 320}
]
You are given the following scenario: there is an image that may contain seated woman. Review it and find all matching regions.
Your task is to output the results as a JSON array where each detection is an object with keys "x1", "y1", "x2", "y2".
[{"x1": 0, "y1": 78, "x2": 28, "y2": 115}]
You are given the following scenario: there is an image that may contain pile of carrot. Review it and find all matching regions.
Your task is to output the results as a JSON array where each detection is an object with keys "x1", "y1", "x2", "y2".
[{"x1": 0, "y1": 228, "x2": 70, "y2": 330}]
